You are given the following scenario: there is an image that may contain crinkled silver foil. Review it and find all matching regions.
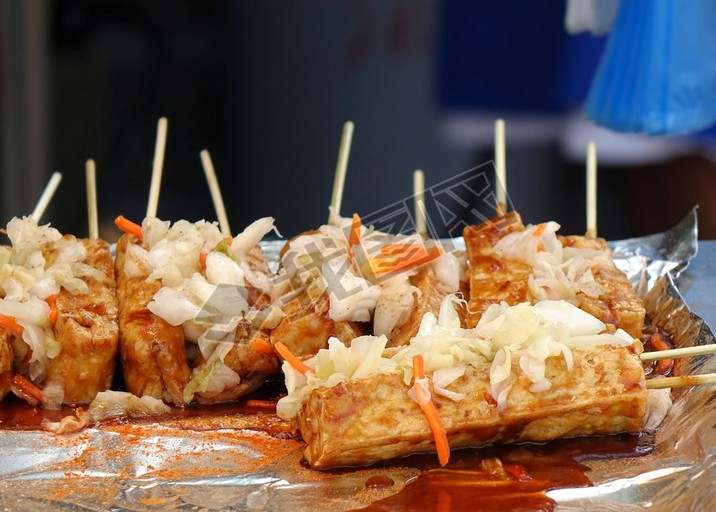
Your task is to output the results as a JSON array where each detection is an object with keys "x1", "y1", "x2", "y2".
[
  {"x1": 1, "y1": 215, "x2": 713, "y2": 512},
  {"x1": 610, "y1": 207, "x2": 698, "y2": 297}
]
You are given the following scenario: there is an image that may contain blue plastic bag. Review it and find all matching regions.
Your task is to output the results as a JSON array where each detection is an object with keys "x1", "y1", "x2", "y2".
[{"x1": 585, "y1": 0, "x2": 716, "y2": 135}]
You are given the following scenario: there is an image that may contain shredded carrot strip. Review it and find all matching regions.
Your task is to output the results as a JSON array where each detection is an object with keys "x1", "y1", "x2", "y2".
[
  {"x1": 250, "y1": 337, "x2": 275, "y2": 355},
  {"x1": 656, "y1": 358, "x2": 674, "y2": 375},
  {"x1": 274, "y1": 341, "x2": 312, "y2": 375},
  {"x1": 349, "y1": 213, "x2": 362, "y2": 246},
  {"x1": 12, "y1": 374, "x2": 43, "y2": 403},
  {"x1": 245, "y1": 399, "x2": 277, "y2": 411},
  {"x1": 46, "y1": 295, "x2": 58, "y2": 325},
  {"x1": 0, "y1": 314, "x2": 23, "y2": 336},
  {"x1": 650, "y1": 333, "x2": 670, "y2": 352},
  {"x1": 367, "y1": 242, "x2": 442, "y2": 275},
  {"x1": 199, "y1": 252, "x2": 207, "y2": 269},
  {"x1": 114, "y1": 215, "x2": 143, "y2": 241},
  {"x1": 649, "y1": 333, "x2": 673, "y2": 375},
  {"x1": 412, "y1": 354, "x2": 450, "y2": 466},
  {"x1": 532, "y1": 223, "x2": 547, "y2": 237}
]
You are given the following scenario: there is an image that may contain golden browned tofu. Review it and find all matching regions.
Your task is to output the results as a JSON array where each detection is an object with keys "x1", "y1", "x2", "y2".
[
  {"x1": 295, "y1": 344, "x2": 646, "y2": 468},
  {"x1": 270, "y1": 292, "x2": 365, "y2": 358},
  {"x1": 465, "y1": 257, "x2": 532, "y2": 328},
  {"x1": 463, "y1": 215, "x2": 645, "y2": 337},
  {"x1": 115, "y1": 235, "x2": 191, "y2": 405},
  {"x1": 463, "y1": 212, "x2": 529, "y2": 327},
  {"x1": 463, "y1": 211, "x2": 524, "y2": 263},
  {"x1": 578, "y1": 266, "x2": 646, "y2": 339},
  {"x1": 44, "y1": 239, "x2": 120, "y2": 404},
  {"x1": 560, "y1": 235, "x2": 645, "y2": 339}
]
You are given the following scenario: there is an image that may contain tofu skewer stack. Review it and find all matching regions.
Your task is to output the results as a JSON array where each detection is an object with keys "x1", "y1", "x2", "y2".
[
  {"x1": 114, "y1": 121, "x2": 281, "y2": 406},
  {"x1": 0, "y1": 168, "x2": 119, "y2": 407}
]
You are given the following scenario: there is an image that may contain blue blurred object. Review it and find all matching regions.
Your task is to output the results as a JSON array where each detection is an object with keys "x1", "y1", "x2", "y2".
[
  {"x1": 586, "y1": 0, "x2": 716, "y2": 135},
  {"x1": 437, "y1": 1, "x2": 606, "y2": 114}
]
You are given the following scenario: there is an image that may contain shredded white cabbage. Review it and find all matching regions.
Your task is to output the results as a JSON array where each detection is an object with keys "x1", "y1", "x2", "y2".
[
  {"x1": 494, "y1": 222, "x2": 613, "y2": 304},
  {"x1": 42, "y1": 391, "x2": 172, "y2": 433},
  {"x1": 276, "y1": 335, "x2": 398, "y2": 419},
  {"x1": 277, "y1": 294, "x2": 638, "y2": 419},
  {"x1": 274, "y1": 220, "x2": 464, "y2": 331},
  {"x1": 140, "y1": 217, "x2": 278, "y2": 401},
  {"x1": 0, "y1": 217, "x2": 95, "y2": 386},
  {"x1": 373, "y1": 275, "x2": 418, "y2": 337}
]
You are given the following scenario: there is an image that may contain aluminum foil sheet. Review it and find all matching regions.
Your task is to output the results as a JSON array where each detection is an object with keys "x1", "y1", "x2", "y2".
[
  {"x1": 0, "y1": 215, "x2": 713, "y2": 512},
  {"x1": 609, "y1": 207, "x2": 698, "y2": 297}
]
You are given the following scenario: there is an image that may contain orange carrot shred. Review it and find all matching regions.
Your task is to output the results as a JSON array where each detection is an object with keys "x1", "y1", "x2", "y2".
[
  {"x1": 367, "y1": 242, "x2": 443, "y2": 275},
  {"x1": 12, "y1": 374, "x2": 43, "y2": 403},
  {"x1": 650, "y1": 333, "x2": 671, "y2": 352},
  {"x1": 245, "y1": 399, "x2": 277, "y2": 411},
  {"x1": 274, "y1": 341, "x2": 312, "y2": 375},
  {"x1": 349, "y1": 213, "x2": 362, "y2": 247},
  {"x1": 0, "y1": 314, "x2": 23, "y2": 336},
  {"x1": 532, "y1": 223, "x2": 547, "y2": 237},
  {"x1": 114, "y1": 215, "x2": 143, "y2": 241},
  {"x1": 413, "y1": 353, "x2": 426, "y2": 379},
  {"x1": 199, "y1": 252, "x2": 208, "y2": 269},
  {"x1": 46, "y1": 295, "x2": 58, "y2": 325},
  {"x1": 656, "y1": 358, "x2": 674, "y2": 375},
  {"x1": 250, "y1": 337, "x2": 275, "y2": 355},
  {"x1": 412, "y1": 354, "x2": 450, "y2": 466}
]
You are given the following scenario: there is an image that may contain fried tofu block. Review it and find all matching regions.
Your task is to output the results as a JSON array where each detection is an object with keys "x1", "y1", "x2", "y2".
[
  {"x1": 387, "y1": 267, "x2": 445, "y2": 347},
  {"x1": 44, "y1": 239, "x2": 120, "y2": 404},
  {"x1": 115, "y1": 235, "x2": 191, "y2": 405},
  {"x1": 295, "y1": 344, "x2": 647, "y2": 468},
  {"x1": 463, "y1": 211, "x2": 525, "y2": 263},
  {"x1": 463, "y1": 212, "x2": 529, "y2": 327},
  {"x1": 465, "y1": 257, "x2": 532, "y2": 328},
  {"x1": 463, "y1": 215, "x2": 644, "y2": 337},
  {"x1": 561, "y1": 235, "x2": 645, "y2": 339},
  {"x1": 578, "y1": 265, "x2": 646, "y2": 339},
  {"x1": 270, "y1": 291, "x2": 365, "y2": 358}
]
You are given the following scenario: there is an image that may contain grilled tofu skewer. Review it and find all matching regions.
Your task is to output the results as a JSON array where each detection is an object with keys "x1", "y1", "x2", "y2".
[{"x1": 278, "y1": 297, "x2": 648, "y2": 469}]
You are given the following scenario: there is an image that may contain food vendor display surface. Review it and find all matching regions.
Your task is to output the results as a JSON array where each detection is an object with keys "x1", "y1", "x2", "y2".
[{"x1": 1, "y1": 211, "x2": 715, "y2": 512}]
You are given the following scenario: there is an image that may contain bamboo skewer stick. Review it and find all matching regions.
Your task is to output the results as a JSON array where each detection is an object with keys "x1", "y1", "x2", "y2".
[
  {"x1": 494, "y1": 119, "x2": 507, "y2": 216},
  {"x1": 328, "y1": 121, "x2": 354, "y2": 224},
  {"x1": 146, "y1": 117, "x2": 169, "y2": 218},
  {"x1": 641, "y1": 344, "x2": 716, "y2": 362},
  {"x1": 31, "y1": 172, "x2": 63, "y2": 223},
  {"x1": 413, "y1": 169, "x2": 426, "y2": 236},
  {"x1": 85, "y1": 159, "x2": 99, "y2": 240},
  {"x1": 200, "y1": 150, "x2": 231, "y2": 237},
  {"x1": 586, "y1": 141, "x2": 597, "y2": 238},
  {"x1": 646, "y1": 373, "x2": 716, "y2": 389}
]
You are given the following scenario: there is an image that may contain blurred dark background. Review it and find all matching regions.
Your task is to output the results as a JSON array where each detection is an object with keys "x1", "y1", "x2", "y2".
[{"x1": 1, "y1": 0, "x2": 713, "y2": 241}]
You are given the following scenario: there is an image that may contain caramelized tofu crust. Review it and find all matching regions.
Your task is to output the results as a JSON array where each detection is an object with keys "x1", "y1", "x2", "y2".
[
  {"x1": 560, "y1": 234, "x2": 645, "y2": 339},
  {"x1": 115, "y1": 234, "x2": 191, "y2": 405},
  {"x1": 44, "y1": 239, "x2": 120, "y2": 404},
  {"x1": 463, "y1": 214, "x2": 645, "y2": 337},
  {"x1": 463, "y1": 212, "x2": 528, "y2": 327},
  {"x1": 296, "y1": 344, "x2": 647, "y2": 468},
  {"x1": 270, "y1": 292, "x2": 365, "y2": 358}
]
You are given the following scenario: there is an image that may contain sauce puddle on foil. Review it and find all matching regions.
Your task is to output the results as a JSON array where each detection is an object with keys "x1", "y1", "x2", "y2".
[{"x1": 351, "y1": 432, "x2": 654, "y2": 512}]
